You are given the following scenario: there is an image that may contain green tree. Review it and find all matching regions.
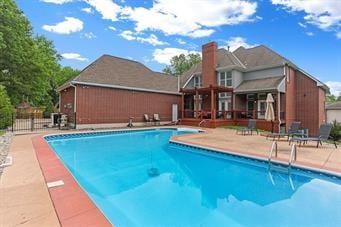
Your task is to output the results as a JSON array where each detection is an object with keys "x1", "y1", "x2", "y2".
[
  {"x1": 0, "y1": 0, "x2": 60, "y2": 111},
  {"x1": 0, "y1": 85, "x2": 13, "y2": 129},
  {"x1": 163, "y1": 53, "x2": 201, "y2": 76}
]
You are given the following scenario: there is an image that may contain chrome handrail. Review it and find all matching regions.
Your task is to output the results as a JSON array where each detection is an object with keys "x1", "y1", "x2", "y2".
[
  {"x1": 288, "y1": 144, "x2": 297, "y2": 169},
  {"x1": 268, "y1": 141, "x2": 278, "y2": 163}
]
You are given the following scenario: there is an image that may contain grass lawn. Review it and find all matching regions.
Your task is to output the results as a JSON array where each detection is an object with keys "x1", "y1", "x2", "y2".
[{"x1": 0, "y1": 130, "x2": 5, "y2": 136}]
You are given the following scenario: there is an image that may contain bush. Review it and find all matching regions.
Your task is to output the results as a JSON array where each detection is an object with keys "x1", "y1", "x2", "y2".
[
  {"x1": 330, "y1": 120, "x2": 341, "y2": 142},
  {"x1": 0, "y1": 86, "x2": 13, "y2": 129}
]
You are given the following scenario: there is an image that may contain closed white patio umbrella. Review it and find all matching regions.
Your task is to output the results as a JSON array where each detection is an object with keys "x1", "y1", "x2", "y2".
[{"x1": 265, "y1": 93, "x2": 275, "y2": 132}]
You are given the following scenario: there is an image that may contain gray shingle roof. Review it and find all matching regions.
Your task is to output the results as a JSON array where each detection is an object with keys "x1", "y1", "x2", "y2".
[
  {"x1": 234, "y1": 76, "x2": 285, "y2": 93},
  {"x1": 326, "y1": 101, "x2": 341, "y2": 110},
  {"x1": 61, "y1": 55, "x2": 179, "y2": 93}
]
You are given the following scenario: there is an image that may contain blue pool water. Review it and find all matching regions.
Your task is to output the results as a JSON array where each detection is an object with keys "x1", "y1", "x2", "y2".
[{"x1": 47, "y1": 129, "x2": 341, "y2": 227}]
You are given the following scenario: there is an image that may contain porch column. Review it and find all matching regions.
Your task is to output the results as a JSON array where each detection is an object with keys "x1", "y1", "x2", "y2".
[
  {"x1": 195, "y1": 88, "x2": 199, "y2": 119},
  {"x1": 277, "y1": 91, "x2": 281, "y2": 132},
  {"x1": 210, "y1": 86, "x2": 216, "y2": 120},
  {"x1": 181, "y1": 93, "x2": 184, "y2": 119}
]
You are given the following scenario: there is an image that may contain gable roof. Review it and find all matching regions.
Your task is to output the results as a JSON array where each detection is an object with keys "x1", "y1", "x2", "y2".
[
  {"x1": 59, "y1": 55, "x2": 179, "y2": 94},
  {"x1": 326, "y1": 101, "x2": 341, "y2": 110},
  {"x1": 181, "y1": 45, "x2": 327, "y2": 90}
]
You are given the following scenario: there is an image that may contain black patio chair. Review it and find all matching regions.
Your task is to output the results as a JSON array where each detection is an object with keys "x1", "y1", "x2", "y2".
[
  {"x1": 290, "y1": 123, "x2": 337, "y2": 148},
  {"x1": 236, "y1": 119, "x2": 258, "y2": 136}
]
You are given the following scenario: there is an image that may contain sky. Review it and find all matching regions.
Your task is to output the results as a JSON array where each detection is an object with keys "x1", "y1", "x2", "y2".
[{"x1": 16, "y1": 0, "x2": 341, "y2": 96}]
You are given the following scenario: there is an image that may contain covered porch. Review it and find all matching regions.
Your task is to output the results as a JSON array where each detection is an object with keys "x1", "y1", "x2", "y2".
[{"x1": 180, "y1": 86, "x2": 285, "y2": 131}]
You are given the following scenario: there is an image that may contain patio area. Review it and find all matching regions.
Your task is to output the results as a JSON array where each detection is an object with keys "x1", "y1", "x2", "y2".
[{"x1": 172, "y1": 128, "x2": 341, "y2": 173}]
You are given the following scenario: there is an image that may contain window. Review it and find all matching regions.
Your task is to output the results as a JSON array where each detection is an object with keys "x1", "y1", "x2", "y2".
[
  {"x1": 193, "y1": 75, "x2": 201, "y2": 87},
  {"x1": 218, "y1": 71, "x2": 232, "y2": 87}
]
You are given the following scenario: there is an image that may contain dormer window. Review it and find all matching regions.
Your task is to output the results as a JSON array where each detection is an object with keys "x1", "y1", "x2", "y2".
[
  {"x1": 193, "y1": 74, "x2": 202, "y2": 88},
  {"x1": 218, "y1": 71, "x2": 232, "y2": 87}
]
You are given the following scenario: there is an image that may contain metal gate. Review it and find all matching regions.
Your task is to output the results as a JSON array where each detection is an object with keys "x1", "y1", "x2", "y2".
[{"x1": 10, "y1": 112, "x2": 76, "y2": 132}]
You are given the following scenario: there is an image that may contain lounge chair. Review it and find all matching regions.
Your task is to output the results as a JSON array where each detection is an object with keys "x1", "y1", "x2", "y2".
[
  {"x1": 153, "y1": 113, "x2": 161, "y2": 125},
  {"x1": 236, "y1": 119, "x2": 258, "y2": 135},
  {"x1": 144, "y1": 114, "x2": 153, "y2": 126},
  {"x1": 290, "y1": 123, "x2": 336, "y2": 148},
  {"x1": 266, "y1": 121, "x2": 301, "y2": 141}
]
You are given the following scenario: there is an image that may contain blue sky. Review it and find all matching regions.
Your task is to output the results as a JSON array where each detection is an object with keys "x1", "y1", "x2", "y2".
[{"x1": 17, "y1": 0, "x2": 341, "y2": 95}]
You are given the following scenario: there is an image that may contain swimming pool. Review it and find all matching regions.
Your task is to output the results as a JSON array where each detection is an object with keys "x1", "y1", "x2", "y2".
[{"x1": 46, "y1": 128, "x2": 341, "y2": 227}]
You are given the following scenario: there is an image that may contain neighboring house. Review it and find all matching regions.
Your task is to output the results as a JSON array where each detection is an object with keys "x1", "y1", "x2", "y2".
[
  {"x1": 58, "y1": 41, "x2": 328, "y2": 135},
  {"x1": 326, "y1": 102, "x2": 341, "y2": 123},
  {"x1": 58, "y1": 55, "x2": 180, "y2": 128},
  {"x1": 179, "y1": 42, "x2": 328, "y2": 135}
]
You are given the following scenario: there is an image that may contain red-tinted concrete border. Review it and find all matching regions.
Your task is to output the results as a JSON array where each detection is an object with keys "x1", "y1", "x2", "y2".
[{"x1": 32, "y1": 136, "x2": 112, "y2": 227}]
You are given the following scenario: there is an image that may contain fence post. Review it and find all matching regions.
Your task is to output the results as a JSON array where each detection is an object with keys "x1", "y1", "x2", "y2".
[
  {"x1": 11, "y1": 112, "x2": 14, "y2": 132},
  {"x1": 31, "y1": 113, "x2": 34, "y2": 131}
]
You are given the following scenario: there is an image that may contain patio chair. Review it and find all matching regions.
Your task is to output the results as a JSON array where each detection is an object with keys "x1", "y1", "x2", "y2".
[
  {"x1": 144, "y1": 114, "x2": 153, "y2": 126},
  {"x1": 266, "y1": 121, "x2": 301, "y2": 141},
  {"x1": 290, "y1": 123, "x2": 336, "y2": 148},
  {"x1": 236, "y1": 119, "x2": 258, "y2": 136},
  {"x1": 153, "y1": 113, "x2": 161, "y2": 125}
]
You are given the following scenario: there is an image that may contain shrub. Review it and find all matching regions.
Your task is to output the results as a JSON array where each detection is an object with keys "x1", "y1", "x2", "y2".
[
  {"x1": 330, "y1": 120, "x2": 341, "y2": 142},
  {"x1": 0, "y1": 86, "x2": 13, "y2": 129}
]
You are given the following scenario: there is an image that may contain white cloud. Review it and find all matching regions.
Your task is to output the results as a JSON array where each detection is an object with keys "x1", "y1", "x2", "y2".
[
  {"x1": 121, "y1": 0, "x2": 257, "y2": 38},
  {"x1": 226, "y1": 37, "x2": 257, "y2": 51},
  {"x1": 153, "y1": 48, "x2": 200, "y2": 64},
  {"x1": 119, "y1": 30, "x2": 168, "y2": 46},
  {"x1": 84, "y1": 0, "x2": 121, "y2": 21},
  {"x1": 298, "y1": 22, "x2": 307, "y2": 28},
  {"x1": 306, "y1": 32, "x2": 314, "y2": 36},
  {"x1": 108, "y1": 26, "x2": 117, "y2": 31},
  {"x1": 176, "y1": 38, "x2": 186, "y2": 45},
  {"x1": 272, "y1": 0, "x2": 341, "y2": 37},
  {"x1": 42, "y1": 17, "x2": 83, "y2": 34},
  {"x1": 61, "y1": 53, "x2": 88, "y2": 61},
  {"x1": 81, "y1": 7, "x2": 94, "y2": 14},
  {"x1": 326, "y1": 81, "x2": 341, "y2": 96},
  {"x1": 81, "y1": 32, "x2": 96, "y2": 39},
  {"x1": 41, "y1": 0, "x2": 72, "y2": 4},
  {"x1": 337, "y1": 31, "x2": 341, "y2": 39}
]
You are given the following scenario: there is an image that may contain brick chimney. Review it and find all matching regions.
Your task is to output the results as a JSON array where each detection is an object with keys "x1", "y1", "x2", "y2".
[{"x1": 202, "y1": 42, "x2": 217, "y2": 87}]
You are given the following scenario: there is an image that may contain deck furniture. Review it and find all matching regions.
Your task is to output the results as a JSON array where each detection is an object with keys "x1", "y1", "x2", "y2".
[
  {"x1": 266, "y1": 121, "x2": 301, "y2": 141},
  {"x1": 144, "y1": 114, "x2": 153, "y2": 126},
  {"x1": 153, "y1": 114, "x2": 161, "y2": 125},
  {"x1": 290, "y1": 123, "x2": 336, "y2": 148},
  {"x1": 236, "y1": 119, "x2": 258, "y2": 135}
]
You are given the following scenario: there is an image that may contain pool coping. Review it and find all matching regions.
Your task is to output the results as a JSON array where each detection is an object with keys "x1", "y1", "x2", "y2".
[{"x1": 32, "y1": 135, "x2": 112, "y2": 227}]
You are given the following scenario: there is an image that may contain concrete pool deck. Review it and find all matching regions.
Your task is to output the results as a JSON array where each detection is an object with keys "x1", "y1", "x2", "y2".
[{"x1": 0, "y1": 127, "x2": 340, "y2": 226}]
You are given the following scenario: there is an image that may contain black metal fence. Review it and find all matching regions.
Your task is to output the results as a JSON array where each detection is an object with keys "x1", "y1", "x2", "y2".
[{"x1": 9, "y1": 112, "x2": 76, "y2": 132}]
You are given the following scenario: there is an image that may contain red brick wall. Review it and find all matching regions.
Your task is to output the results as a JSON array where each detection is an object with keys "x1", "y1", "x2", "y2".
[
  {"x1": 75, "y1": 85, "x2": 180, "y2": 124},
  {"x1": 202, "y1": 42, "x2": 217, "y2": 87},
  {"x1": 60, "y1": 87, "x2": 75, "y2": 117},
  {"x1": 295, "y1": 70, "x2": 322, "y2": 136},
  {"x1": 318, "y1": 87, "x2": 326, "y2": 127}
]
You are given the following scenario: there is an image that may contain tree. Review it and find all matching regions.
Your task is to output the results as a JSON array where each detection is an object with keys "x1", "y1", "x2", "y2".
[
  {"x1": 326, "y1": 94, "x2": 341, "y2": 103},
  {"x1": 162, "y1": 53, "x2": 201, "y2": 76},
  {"x1": 0, "y1": 0, "x2": 60, "y2": 111},
  {"x1": 0, "y1": 85, "x2": 13, "y2": 129}
]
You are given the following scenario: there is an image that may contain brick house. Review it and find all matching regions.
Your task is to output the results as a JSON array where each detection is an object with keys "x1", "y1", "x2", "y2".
[
  {"x1": 180, "y1": 42, "x2": 328, "y2": 135},
  {"x1": 58, "y1": 55, "x2": 181, "y2": 128},
  {"x1": 59, "y1": 41, "x2": 328, "y2": 135}
]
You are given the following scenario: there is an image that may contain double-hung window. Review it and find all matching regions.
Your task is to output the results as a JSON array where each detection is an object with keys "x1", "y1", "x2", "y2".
[
  {"x1": 218, "y1": 71, "x2": 232, "y2": 98},
  {"x1": 193, "y1": 75, "x2": 201, "y2": 88}
]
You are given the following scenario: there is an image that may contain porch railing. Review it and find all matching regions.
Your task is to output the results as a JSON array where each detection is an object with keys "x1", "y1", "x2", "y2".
[{"x1": 182, "y1": 110, "x2": 285, "y2": 121}]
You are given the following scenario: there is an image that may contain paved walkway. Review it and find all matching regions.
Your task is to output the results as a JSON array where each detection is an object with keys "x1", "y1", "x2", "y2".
[
  {"x1": 173, "y1": 128, "x2": 341, "y2": 174},
  {"x1": 0, "y1": 134, "x2": 60, "y2": 227}
]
